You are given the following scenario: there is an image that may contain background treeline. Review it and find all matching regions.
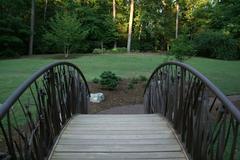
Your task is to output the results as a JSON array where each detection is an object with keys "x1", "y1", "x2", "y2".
[{"x1": 0, "y1": 0, "x2": 239, "y2": 60}]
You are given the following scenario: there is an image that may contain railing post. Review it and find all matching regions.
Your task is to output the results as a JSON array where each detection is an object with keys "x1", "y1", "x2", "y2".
[{"x1": 49, "y1": 68, "x2": 61, "y2": 135}]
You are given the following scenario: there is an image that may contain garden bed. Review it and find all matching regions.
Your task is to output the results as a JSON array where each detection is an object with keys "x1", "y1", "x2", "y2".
[{"x1": 88, "y1": 79, "x2": 146, "y2": 113}]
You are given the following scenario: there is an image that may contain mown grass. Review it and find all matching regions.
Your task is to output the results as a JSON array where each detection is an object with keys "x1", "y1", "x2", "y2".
[{"x1": 0, "y1": 53, "x2": 240, "y2": 103}]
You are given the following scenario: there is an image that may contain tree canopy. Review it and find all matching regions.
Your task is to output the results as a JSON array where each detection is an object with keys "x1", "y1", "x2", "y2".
[{"x1": 0, "y1": 0, "x2": 239, "y2": 59}]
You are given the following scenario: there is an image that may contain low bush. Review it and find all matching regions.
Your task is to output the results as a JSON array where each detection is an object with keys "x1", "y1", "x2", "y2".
[
  {"x1": 194, "y1": 31, "x2": 239, "y2": 60},
  {"x1": 127, "y1": 82, "x2": 134, "y2": 90},
  {"x1": 131, "y1": 77, "x2": 139, "y2": 84},
  {"x1": 170, "y1": 36, "x2": 196, "y2": 61},
  {"x1": 100, "y1": 71, "x2": 120, "y2": 90},
  {"x1": 92, "y1": 48, "x2": 105, "y2": 54},
  {"x1": 0, "y1": 49, "x2": 19, "y2": 58},
  {"x1": 139, "y1": 75, "x2": 148, "y2": 82},
  {"x1": 111, "y1": 47, "x2": 127, "y2": 53},
  {"x1": 92, "y1": 78, "x2": 100, "y2": 84}
]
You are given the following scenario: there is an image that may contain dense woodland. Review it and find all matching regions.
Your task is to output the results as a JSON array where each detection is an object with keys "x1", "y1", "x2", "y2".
[{"x1": 0, "y1": 0, "x2": 240, "y2": 59}]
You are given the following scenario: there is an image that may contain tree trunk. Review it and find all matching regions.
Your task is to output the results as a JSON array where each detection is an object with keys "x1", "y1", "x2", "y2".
[
  {"x1": 175, "y1": 2, "x2": 179, "y2": 39},
  {"x1": 127, "y1": 0, "x2": 134, "y2": 53},
  {"x1": 29, "y1": 0, "x2": 35, "y2": 56},
  {"x1": 101, "y1": 41, "x2": 104, "y2": 54},
  {"x1": 65, "y1": 46, "x2": 69, "y2": 58},
  {"x1": 113, "y1": 0, "x2": 117, "y2": 49},
  {"x1": 43, "y1": 0, "x2": 48, "y2": 23}
]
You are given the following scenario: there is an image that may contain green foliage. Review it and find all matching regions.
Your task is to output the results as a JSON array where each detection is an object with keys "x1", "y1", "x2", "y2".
[
  {"x1": 194, "y1": 31, "x2": 239, "y2": 60},
  {"x1": 0, "y1": 3, "x2": 29, "y2": 57},
  {"x1": 92, "y1": 48, "x2": 105, "y2": 54},
  {"x1": 1, "y1": 0, "x2": 240, "y2": 59},
  {"x1": 0, "y1": 49, "x2": 19, "y2": 58},
  {"x1": 100, "y1": 71, "x2": 120, "y2": 90},
  {"x1": 92, "y1": 78, "x2": 100, "y2": 84},
  {"x1": 127, "y1": 82, "x2": 134, "y2": 90},
  {"x1": 111, "y1": 47, "x2": 127, "y2": 53},
  {"x1": 43, "y1": 12, "x2": 88, "y2": 57},
  {"x1": 131, "y1": 77, "x2": 139, "y2": 84},
  {"x1": 139, "y1": 75, "x2": 147, "y2": 82},
  {"x1": 127, "y1": 75, "x2": 147, "y2": 90},
  {"x1": 170, "y1": 36, "x2": 196, "y2": 61}
]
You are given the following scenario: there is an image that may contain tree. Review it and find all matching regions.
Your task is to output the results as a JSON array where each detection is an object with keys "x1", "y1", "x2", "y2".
[
  {"x1": 127, "y1": 0, "x2": 134, "y2": 52},
  {"x1": 29, "y1": 0, "x2": 35, "y2": 56},
  {"x1": 113, "y1": 0, "x2": 117, "y2": 49},
  {"x1": 0, "y1": 0, "x2": 30, "y2": 57},
  {"x1": 43, "y1": 0, "x2": 48, "y2": 23},
  {"x1": 175, "y1": 1, "x2": 179, "y2": 39},
  {"x1": 43, "y1": 12, "x2": 87, "y2": 58}
]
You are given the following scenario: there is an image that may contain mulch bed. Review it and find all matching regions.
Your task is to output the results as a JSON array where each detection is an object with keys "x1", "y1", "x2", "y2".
[
  {"x1": 88, "y1": 79, "x2": 146, "y2": 113},
  {"x1": 88, "y1": 79, "x2": 240, "y2": 113}
]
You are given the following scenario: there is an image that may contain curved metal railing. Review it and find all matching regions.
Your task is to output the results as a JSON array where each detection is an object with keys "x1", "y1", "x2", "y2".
[
  {"x1": 0, "y1": 62, "x2": 90, "y2": 159},
  {"x1": 144, "y1": 61, "x2": 240, "y2": 160}
]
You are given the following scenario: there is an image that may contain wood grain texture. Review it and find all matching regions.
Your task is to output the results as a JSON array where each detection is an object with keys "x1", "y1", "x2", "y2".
[{"x1": 50, "y1": 114, "x2": 187, "y2": 160}]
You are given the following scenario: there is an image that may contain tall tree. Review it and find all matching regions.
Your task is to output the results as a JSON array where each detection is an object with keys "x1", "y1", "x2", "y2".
[
  {"x1": 127, "y1": 0, "x2": 134, "y2": 52},
  {"x1": 113, "y1": 0, "x2": 117, "y2": 48},
  {"x1": 29, "y1": 0, "x2": 35, "y2": 55},
  {"x1": 43, "y1": 0, "x2": 48, "y2": 23},
  {"x1": 175, "y1": 1, "x2": 179, "y2": 39}
]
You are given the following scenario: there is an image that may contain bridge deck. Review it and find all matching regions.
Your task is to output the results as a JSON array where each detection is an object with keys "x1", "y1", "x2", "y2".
[{"x1": 50, "y1": 114, "x2": 188, "y2": 160}]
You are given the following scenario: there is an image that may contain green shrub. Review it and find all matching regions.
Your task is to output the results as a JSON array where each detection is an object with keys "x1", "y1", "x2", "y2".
[
  {"x1": 92, "y1": 48, "x2": 105, "y2": 54},
  {"x1": 0, "y1": 49, "x2": 19, "y2": 58},
  {"x1": 194, "y1": 31, "x2": 239, "y2": 60},
  {"x1": 127, "y1": 82, "x2": 134, "y2": 90},
  {"x1": 92, "y1": 78, "x2": 100, "y2": 84},
  {"x1": 131, "y1": 77, "x2": 139, "y2": 84},
  {"x1": 139, "y1": 75, "x2": 147, "y2": 81},
  {"x1": 111, "y1": 47, "x2": 127, "y2": 53},
  {"x1": 100, "y1": 71, "x2": 120, "y2": 90},
  {"x1": 170, "y1": 36, "x2": 196, "y2": 61},
  {"x1": 140, "y1": 42, "x2": 155, "y2": 51}
]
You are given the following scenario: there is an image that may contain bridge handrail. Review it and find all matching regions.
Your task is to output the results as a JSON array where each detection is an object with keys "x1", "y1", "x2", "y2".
[
  {"x1": 0, "y1": 61, "x2": 90, "y2": 159},
  {"x1": 0, "y1": 61, "x2": 90, "y2": 119},
  {"x1": 144, "y1": 61, "x2": 240, "y2": 160},
  {"x1": 144, "y1": 61, "x2": 240, "y2": 122}
]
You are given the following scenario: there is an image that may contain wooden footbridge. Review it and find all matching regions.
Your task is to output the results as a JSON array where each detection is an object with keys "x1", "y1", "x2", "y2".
[
  {"x1": 0, "y1": 62, "x2": 239, "y2": 160},
  {"x1": 50, "y1": 114, "x2": 187, "y2": 160}
]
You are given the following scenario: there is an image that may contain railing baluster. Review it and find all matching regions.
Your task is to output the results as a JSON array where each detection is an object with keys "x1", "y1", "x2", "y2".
[
  {"x1": 0, "y1": 62, "x2": 89, "y2": 159},
  {"x1": 144, "y1": 61, "x2": 240, "y2": 160}
]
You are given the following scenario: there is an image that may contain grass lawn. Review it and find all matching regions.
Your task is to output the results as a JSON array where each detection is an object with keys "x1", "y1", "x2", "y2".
[{"x1": 0, "y1": 53, "x2": 240, "y2": 102}]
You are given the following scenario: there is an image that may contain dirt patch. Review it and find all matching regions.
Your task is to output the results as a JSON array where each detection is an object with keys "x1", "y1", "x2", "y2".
[
  {"x1": 88, "y1": 79, "x2": 240, "y2": 114},
  {"x1": 88, "y1": 79, "x2": 146, "y2": 113}
]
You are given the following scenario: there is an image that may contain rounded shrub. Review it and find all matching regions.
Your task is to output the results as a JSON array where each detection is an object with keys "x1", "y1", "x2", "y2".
[{"x1": 100, "y1": 71, "x2": 120, "y2": 90}]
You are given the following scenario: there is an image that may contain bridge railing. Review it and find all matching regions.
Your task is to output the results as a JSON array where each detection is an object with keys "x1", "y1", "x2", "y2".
[
  {"x1": 144, "y1": 61, "x2": 240, "y2": 160},
  {"x1": 0, "y1": 62, "x2": 89, "y2": 159}
]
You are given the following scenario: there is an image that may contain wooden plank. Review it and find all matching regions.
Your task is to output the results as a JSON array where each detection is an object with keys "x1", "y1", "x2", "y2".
[
  {"x1": 51, "y1": 152, "x2": 185, "y2": 159},
  {"x1": 69, "y1": 121, "x2": 167, "y2": 124},
  {"x1": 74, "y1": 114, "x2": 161, "y2": 117},
  {"x1": 52, "y1": 158, "x2": 186, "y2": 160},
  {"x1": 69, "y1": 121, "x2": 168, "y2": 127},
  {"x1": 58, "y1": 138, "x2": 178, "y2": 145},
  {"x1": 60, "y1": 134, "x2": 174, "y2": 139},
  {"x1": 55, "y1": 144, "x2": 181, "y2": 152},
  {"x1": 63, "y1": 130, "x2": 171, "y2": 135},
  {"x1": 65, "y1": 126, "x2": 169, "y2": 131},
  {"x1": 67, "y1": 124, "x2": 168, "y2": 128}
]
